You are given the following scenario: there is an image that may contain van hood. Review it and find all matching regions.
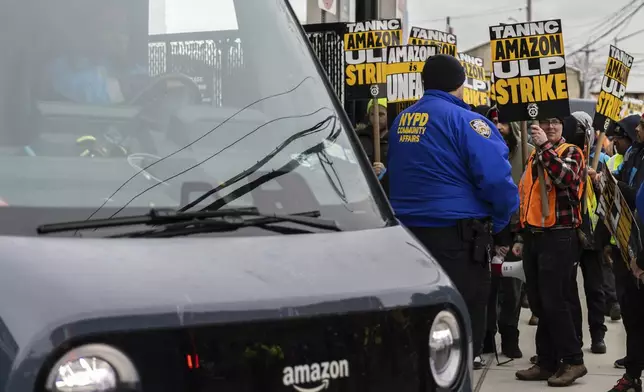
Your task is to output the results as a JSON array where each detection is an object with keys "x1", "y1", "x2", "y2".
[{"x1": 0, "y1": 225, "x2": 464, "y2": 366}]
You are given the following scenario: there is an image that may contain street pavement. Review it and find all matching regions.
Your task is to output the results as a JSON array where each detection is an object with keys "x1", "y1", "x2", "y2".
[{"x1": 473, "y1": 273, "x2": 627, "y2": 391}]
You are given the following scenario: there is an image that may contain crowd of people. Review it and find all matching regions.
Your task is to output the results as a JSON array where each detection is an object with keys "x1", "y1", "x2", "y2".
[{"x1": 357, "y1": 54, "x2": 644, "y2": 391}]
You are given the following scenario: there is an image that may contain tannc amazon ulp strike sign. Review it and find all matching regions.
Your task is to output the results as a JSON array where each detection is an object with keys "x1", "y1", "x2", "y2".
[
  {"x1": 489, "y1": 19, "x2": 570, "y2": 122},
  {"x1": 408, "y1": 26, "x2": 457, "y2": 56},
  {"x1": 593, "y1": 46, "x2": 634, "y2": 132},
  {"x1": 459, "y1": 53, "x2": 489, "y2": 106},
  {"x1": 343, "y1": 19, "x2": 402, "y2": 100}
]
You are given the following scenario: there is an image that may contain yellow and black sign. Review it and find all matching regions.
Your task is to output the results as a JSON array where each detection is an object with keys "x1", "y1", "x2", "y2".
[
  {"x1": 385, "y1": 45, "x2": 438, "y2": 122},
  {"x1": 593, "y1": 46, "x2": 634, "y2": 132},
  {"x1": 489, "y1": 19, "x2": 570, "y2": 123},
  {"x1": 459, "y1": 53, "x2": 489, "y2": 107},
  {"x1": 344, "y1": 19, "x2": 402, "y2": 100},
  {"x1": 408, "y1": 26, "x2": 457, "y2": 56},
  {"x1": 597, "y1": 164, "x2": 642, "y2": 270}
]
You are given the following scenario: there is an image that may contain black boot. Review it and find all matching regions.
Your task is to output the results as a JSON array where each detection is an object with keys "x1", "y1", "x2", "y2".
[
  {"x1": 590, "y1": 330, "x2": 606, "y2": 354},
  {"x1": 482, "y1": 331, "x2": 496, "y2": 354},
  {"x1": 500, "y1": 328, "x2": 523, "y2": 359}
]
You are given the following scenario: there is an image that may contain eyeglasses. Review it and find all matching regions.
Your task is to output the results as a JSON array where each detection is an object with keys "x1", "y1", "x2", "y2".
[{"x1": 538, "y1": 119, "x2": 562, "y2": 126}]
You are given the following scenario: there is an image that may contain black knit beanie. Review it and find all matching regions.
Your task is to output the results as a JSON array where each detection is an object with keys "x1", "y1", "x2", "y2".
[{"x1": 422, "y1": 54, "x2": 466, "y2": 92}]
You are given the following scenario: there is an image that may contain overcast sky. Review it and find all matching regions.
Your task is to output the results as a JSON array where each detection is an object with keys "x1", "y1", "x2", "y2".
[
  {"x1": 407, "y1": 0, "x2": 644, "y2": 93},
  {"x1": 156, "y1": 0, "x2": 643, "y2": 93}
]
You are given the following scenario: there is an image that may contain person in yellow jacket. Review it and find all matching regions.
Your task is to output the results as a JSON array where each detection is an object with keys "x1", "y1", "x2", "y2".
[{"x1": 515, "y1": 117, "x2": 588, "y2": 387}]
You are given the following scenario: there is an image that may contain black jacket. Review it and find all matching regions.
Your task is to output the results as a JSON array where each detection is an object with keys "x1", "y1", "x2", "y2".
[
  {"x1": 356, "y1": 124, "x2": 389, "y2": 196},
  {"x1": 616, "y1": 143, "x2": 644, "y2": 210}
]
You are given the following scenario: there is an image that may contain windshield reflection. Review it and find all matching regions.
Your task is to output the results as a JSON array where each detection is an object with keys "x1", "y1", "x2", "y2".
[{"x1": 0, "y1": 0, "x2": 389, "y2": 235}]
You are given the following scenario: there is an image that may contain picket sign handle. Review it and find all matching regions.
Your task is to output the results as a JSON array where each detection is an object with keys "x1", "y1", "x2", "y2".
[
  {"x1": 372, "y1": 97, "x2": 381, "y2": 163},
  {"x1": 583, "y1": 132, "x2": 606, "y2": 215},
  {"x1": 521, "y1": 121, "x2": 529, "y2": 167},
  {"x1": 592, "y1": 133, "x2": 606, "y2": 171}
]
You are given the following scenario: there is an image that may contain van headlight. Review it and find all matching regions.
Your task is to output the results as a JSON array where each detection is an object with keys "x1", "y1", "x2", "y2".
[
  {"x1": 45, "y1": 344, "x2": 139, "y2": 392},
  {"x1": 429, "y1": 310, "x2": 462, "y2": 388}
]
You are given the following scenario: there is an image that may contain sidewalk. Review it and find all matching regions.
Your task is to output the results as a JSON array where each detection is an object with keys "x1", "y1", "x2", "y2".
[{"x1": 473, "y1": 274, "x2": 627, "y2": 391}]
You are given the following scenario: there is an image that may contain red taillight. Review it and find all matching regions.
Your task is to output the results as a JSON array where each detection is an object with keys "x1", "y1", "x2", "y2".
[{"x1": 186, "y1": 354, "x2": 200, "y2": 369}]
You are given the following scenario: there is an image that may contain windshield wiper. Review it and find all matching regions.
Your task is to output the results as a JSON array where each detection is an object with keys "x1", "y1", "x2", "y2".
[{"x1": 36, "y1": 207, "x2": 341, "y2": 236}]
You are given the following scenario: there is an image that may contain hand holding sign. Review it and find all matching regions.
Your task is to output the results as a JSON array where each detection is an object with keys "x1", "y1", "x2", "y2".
[
  {"x1": 588, "y1": 167, "x2": 601, "y2": 185},
  {"x1": 632, "y1": 258, "x2": 644, "y2": 281},
  {"x1": 530, "y1": 124, "x2": 548, "y2": 146}
]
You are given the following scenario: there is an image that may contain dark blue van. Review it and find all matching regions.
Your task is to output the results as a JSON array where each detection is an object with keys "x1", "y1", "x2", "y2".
[{"x1": 0, "y1": 0, "x2": 473, "y2": 391}]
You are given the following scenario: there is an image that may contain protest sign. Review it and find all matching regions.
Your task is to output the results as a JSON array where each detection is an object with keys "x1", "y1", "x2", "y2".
[
  {"x1": 408, "y1": 26, "x2": 457, "y2": 56},
  {"x1": 489, "y1": 19, "x2": 570, "y2": 123},
  {"x1": 596, "y1": 164, "x2": 642, "y2": 269},
  {"x1": 344, "y1": 19, "x2": 402, "y2": 100},
  {"x1": 385, "y1": 44, "x2": 438, "y2": 122},
  {"x1": 622, "y1": 97, "x2": 644, "y2": 117},
  {"x1": 459, "y1": 53, "x2": 489, "y2": 106},
  {"x1": 593, "y1": 46, "x2": 634, "y2": 132}
]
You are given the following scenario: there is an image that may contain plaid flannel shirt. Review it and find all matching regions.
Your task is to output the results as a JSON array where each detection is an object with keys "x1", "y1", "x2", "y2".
[{"x1": 535, "y1": 137, "x2": 584, "y2": 229}]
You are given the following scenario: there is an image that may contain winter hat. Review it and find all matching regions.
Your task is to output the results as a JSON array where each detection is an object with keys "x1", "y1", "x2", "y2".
[
  {"x1": 422, "y1": 54, "x2": 466, "y2": 92},
  {"x1": 562, "y1": 111, "x2": 594, "y2": 149},
  {"x1": 367, "y1": 98, "x2": 388, "y2": 113},
  {"x1": 486, "y1": 106, "x2": 499, "y2": 122},
  {"x1": 611, "y1": 114, "x2": 640, "y2": 142}
]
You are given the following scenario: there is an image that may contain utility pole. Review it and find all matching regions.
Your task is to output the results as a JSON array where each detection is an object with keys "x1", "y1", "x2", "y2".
[
  {"x1": 581, "y1": 48, "x2": 592, "y2": 98},
  {"x1": 527, "y1": 0, "x2": 532, "y2": 22}
]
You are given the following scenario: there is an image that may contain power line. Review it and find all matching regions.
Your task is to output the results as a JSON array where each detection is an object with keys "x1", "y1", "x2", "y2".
[
  {"x1": 569, "y1": 0, "x2": 644, "y2": 56},
  {"x1": 413, "y1": 4, "x2": 525, "y2": 23},
  {"x1": 617, "y1": 27, "x2": 644, "y2": 43},
  {"x1": 566, "y1": 0, "x2": 639, "y2": 48}
]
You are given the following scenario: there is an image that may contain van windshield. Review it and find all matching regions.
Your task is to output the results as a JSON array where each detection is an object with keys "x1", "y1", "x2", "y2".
[{"x1": 0, "y1": 0, "x2": 389, "y2": 235}]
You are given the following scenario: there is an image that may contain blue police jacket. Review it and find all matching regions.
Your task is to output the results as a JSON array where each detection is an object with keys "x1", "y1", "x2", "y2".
[
  {"x1": 46, "y1": 57, "x2": 148, "y2": 104},
  {"x1": 387, "y1": 90, "x2": 519, "y2": 234},
  {"x1": 637, "y1": 182, "x2": 644, "y2": 221}
]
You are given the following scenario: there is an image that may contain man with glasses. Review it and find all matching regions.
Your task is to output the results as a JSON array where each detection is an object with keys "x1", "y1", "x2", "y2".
[{"x1": 515, "y1": 116, "x2": 588, "y2": 387}]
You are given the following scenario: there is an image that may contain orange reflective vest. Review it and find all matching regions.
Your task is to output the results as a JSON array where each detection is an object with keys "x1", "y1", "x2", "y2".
[{"x1": 519, "y1": 143, "x2": 586, "y2": 228}]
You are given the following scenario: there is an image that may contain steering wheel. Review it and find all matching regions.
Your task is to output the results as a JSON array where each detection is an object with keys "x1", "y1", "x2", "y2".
[
  {"x1": 129, "y1": 73, "x2": 203, "y2": 134},
  {"x1": 126, "y1": 152, "x2": 169, "y2": 186},
  {"x1": 128, "y1": 73, "x2": 203, "y2": 106}
]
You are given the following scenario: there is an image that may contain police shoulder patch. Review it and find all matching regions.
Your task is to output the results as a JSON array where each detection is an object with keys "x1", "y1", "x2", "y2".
[{"x1": 469, "y1": 119, "x2": 491, "y2": 138}]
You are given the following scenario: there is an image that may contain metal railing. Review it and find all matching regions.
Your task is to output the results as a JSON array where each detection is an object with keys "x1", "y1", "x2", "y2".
[
  {"x1": 148, "y1": 30, "x2": 243, "y2": 107},
  {"x1": 146, "y1": 25, "x2": 355, "y2": 121}
]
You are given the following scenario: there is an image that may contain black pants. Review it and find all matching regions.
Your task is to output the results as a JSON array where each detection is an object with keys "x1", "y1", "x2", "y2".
[
  {"x1": 524, "y1": 229, "x2": 583, "y2": 371},
  {"x1": 612, "y1": 251, "x2": 644, "y2": 379},
  {"x1": 486, "y1": 252, "x2": 523, "y2": 336},
  {"x1": 408, "y1": 226, "x2": 491, "y2": 358},
  {"x1": 578, "y1": 249, "x2": 608, "y2": 341},
  {"x1": 569, "y1": 266, "x2": 583, "y2": 347}
]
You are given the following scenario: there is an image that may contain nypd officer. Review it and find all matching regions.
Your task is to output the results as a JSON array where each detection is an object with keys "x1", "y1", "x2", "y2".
[{"x1": 387, "y1": 54, "x2": 519, "y2": 368}]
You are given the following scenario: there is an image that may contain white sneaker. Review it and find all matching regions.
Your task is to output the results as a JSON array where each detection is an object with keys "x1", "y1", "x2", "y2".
[{"x1": 474, "y1": 355, "x2": 486, "y2": 370}]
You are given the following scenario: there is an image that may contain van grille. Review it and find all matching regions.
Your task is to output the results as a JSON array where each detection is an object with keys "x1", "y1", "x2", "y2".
[{"x1": 72, "y1": 304, "x2": 452, "y2": 391}]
